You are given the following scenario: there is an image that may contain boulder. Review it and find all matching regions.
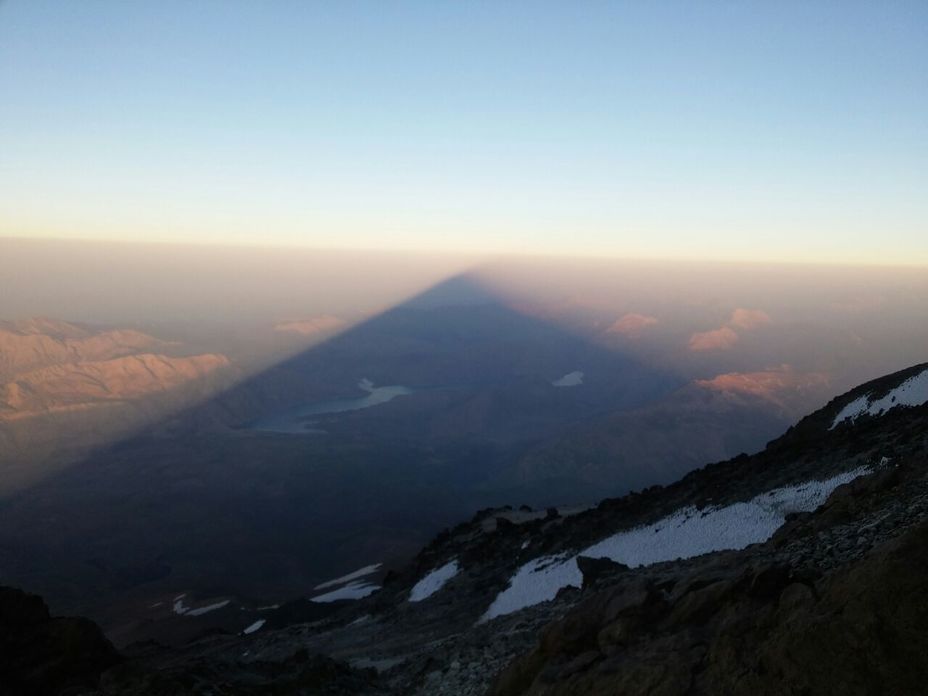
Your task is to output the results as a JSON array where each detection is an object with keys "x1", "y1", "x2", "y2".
[
  {"x1": 0, "y1": 585, "x2": 120, "y2": 696},
  {"x1": 576, "y1": 555, "x2": 629, "y2": 588}
]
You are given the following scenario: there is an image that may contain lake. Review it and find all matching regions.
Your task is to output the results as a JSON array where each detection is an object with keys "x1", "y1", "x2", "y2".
[{"x1": 250, "y1": 379, "x2": 414, "y2": 434}]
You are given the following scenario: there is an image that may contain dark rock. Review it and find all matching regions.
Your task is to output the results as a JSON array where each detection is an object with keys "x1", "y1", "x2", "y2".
[
  {"x1": 776, "y1": 582, "x2": 814, "y2": 615},
  {"x1": 667, "y1": 579, "x2": 734, "y2": 625},
  {"x1": 0, "y1": 585, "x2": 120, "y2": 696},
  {"x1": 263, "y1": 596, "x2": 349, "y2": 630},
  {"x1": 554, "y1": 649, "x2": 600, "y2": 679},
  {"x1": 602, "y1": 579, "x2": 656, "y2": 623},
  {"x1": 745, "y1": 564, "x2": 792, "y2": 600},
  {"x1": 100, "y1": 648, "x2": 389, "y2": 695},
  {"x1": 496, "y1": 516, "x2": 517, "y2": 531},
  {"x1": 576, "y1": 555, "x2": 628, "y2": 588}
]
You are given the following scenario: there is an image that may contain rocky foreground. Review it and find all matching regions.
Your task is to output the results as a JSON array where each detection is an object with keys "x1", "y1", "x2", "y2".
[{"x1": 3, "y1": 364, "x2": 928, "y2": 695}]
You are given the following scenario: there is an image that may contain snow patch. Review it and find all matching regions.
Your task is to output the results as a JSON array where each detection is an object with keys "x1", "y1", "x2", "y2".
[
  {"x1": 172, "y1": 595, "x2": 189, "y2": 615},
  {"x1": 314, "y1": 563, "x2": 382, "y2": 590},
  {"x1": 552, "y1": 371, "x2": 584, "y2": 387},
  {"x1": 186, "y1": 599, "x2": 230, "y2": 616},
  {"x1": 481, "y1": 554, "x2": 581, "y2": 620},
  {"x1": 481, "y1": 467, "x2": 870, "y2": 621},
  {"x1": 409, "y1": 560, "x2": 460, "y2": 602},
  {"x1": 173, "y1": 595, "x2": 231, "y2": 617},
  {"x1": 311, "y1": 580, "x2": 380, "y2": 603},
  {"x1": 242, "y1": 619, "x2": 265, "y2": 635},
  {"x1": 831, "y1": 368, "x2": 928, "y2": 428}
]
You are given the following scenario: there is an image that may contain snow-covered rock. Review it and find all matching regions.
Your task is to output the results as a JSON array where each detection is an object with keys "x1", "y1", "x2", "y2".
[
  {"x1": 831, "y1": 367, "x2": 928, "y2": 428},
  {"x1": 242, "y1": 619, "x2": 265, "y2": 635},
  {"x1": 481, "y1": 466, "x2": 870, "y2": 621},
  {"x1": 172, "y1": 594, "x2": 231, "y2": 617},
  {"x1": 311, "y1": 580, "x2": 380, "y2": 603},
  {"x1": 314, "y1": 563, "x2": 382, "y2": 591},
  {"x1": 409, "y1": 560, "x2": 460, "y2": 602}
]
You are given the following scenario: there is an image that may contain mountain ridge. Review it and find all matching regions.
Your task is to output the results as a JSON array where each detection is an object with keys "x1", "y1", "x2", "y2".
[{"x1": 0, "y1": 318, "x2": 236, "y2": 495}]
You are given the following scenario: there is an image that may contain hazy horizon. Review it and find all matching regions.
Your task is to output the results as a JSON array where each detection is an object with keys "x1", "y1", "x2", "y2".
[{"x1": 4, "y1": 235, "x2": 928, "y2": 321}]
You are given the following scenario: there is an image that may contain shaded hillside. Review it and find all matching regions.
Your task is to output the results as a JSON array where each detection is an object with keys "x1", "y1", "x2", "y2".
[{"x1": 513, "y1": 382, "x2": 791, "y2": 493}]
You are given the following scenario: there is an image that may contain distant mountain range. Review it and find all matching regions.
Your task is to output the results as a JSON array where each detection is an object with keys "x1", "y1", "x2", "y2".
[{"x1": 0, "y1": 318, "x2": 234, "y2": 494}]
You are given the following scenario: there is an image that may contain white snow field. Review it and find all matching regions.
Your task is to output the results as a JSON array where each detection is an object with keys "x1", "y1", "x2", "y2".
[
  {"x1": 831, "y1": 367, "x2": 928, "y2": 428},
  {"x1": 409, "y1": 560, "x2": 461, "y2": 602},
  {"x1": 552, "y1": 371, "x2": 584, "y2": 387},
  {"x1": 314, "y1": 563, "x2": 383, "y2": 591},
  {"x1": 311, "y1": 580, "x2": 380, "y2": 603},
  {"x1": 481, "y1": 467, "x2": 870, "y2": 621},
  {"x1": 187, "y1": 599, "x2": 231, "y2": 616}
]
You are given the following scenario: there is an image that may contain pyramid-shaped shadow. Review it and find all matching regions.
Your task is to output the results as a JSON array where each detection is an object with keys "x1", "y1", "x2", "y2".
[{"x1": 192, "y1": 272, "x2": 681, "y2": 440}]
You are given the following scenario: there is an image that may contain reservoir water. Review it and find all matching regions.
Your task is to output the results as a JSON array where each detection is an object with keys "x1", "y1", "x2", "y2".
[{"x1": 250, "y1": 379, "x2": 413, "y2": 434}]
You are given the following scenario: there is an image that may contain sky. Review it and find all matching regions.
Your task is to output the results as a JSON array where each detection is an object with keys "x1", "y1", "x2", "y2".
[{"x1": 1, "y1": 1, "x2": 926, "y2": 264}]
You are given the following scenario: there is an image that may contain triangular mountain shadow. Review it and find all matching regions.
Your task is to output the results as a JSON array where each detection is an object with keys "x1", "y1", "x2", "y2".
[
  {"x1": 184, "y1": 272, "x2": 682, "y2": 436},
  {"x1": 0, "y1": 271, "x2": 688, "y2": 634}
]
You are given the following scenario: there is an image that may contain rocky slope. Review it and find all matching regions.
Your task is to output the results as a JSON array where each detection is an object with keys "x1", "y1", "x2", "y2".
[
  {"x1": 490, "y1": 460, "x2": 928, "y2": 695},
  {"x1": 5, "y1": 362, "x2": 928, "y2": 695}
]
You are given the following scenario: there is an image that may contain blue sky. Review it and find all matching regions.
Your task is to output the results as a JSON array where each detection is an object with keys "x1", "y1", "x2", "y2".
[{"x1": 1, "y1": 1, "x2": 926, "y2": 264}]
